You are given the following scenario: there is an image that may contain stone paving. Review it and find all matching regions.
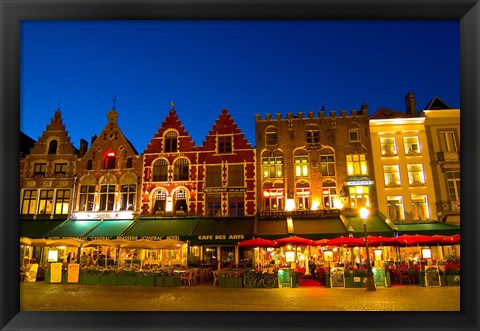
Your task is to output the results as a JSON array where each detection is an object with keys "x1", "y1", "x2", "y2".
[{"x1": 20, "y1": 281, "x2": 460, "y2": 311}]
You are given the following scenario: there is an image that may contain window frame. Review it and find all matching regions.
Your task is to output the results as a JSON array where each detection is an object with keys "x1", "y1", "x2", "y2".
[
  {"x1": 164, "y1": 131, "x2": 178, "y2": 153},
  {"x1": 380, "y1": 137, "x2": 398, "y2": 156},
  {"x1": 383, "y1": 165, "x2": 401, "y2": 187},
  {"x1": 217, "y1": 135, "x2": 233, "y2": 154}
]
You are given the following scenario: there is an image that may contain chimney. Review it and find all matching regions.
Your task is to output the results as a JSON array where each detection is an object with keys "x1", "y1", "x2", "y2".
[
  {"x1": 91, "y1": 134, "x2": 97, "y2": 146},
  {"x1": 79, "y1": 139, "x2": 88, "y2": 157},
  {"x1": 405, "y1": 91, "x2": 416, "y2": 116}
]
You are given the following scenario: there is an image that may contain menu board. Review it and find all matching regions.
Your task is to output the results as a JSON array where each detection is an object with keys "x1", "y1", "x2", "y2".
[
  {"x1": 67, "y1": 264, "x2": 80, "y2": 283},
  {"x1": 425, "y1": 266, "x2": 441, "y2": 287},
  {"x1": 372, "y1": 267, "x2": 387, "y2": 287},
  {"x1": 50, "y1": 263, "x2": 63, "y2": 283},
  {"x1": 330, "y1": 267, "x2": 345, "y2": 288}
]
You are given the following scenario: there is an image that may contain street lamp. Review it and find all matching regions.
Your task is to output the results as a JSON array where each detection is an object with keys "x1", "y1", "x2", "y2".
[{"x1": 360, "y1": 207, "x2": 376, "y2": 291}]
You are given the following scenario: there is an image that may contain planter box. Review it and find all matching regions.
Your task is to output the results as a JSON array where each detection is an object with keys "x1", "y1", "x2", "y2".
[
  {"x1": 117, "y1": 275, "x2": 137, "y2": 286},
  {"x1": 344, "y1": 275, "x2": 354, "y2": 288},
  {"x1": 81, "y1": 273, "x2": 100, "y2": 285},
  {"x1": 353, "y1": 276, "x2": 363, "y2": 288},
  {"x1": 154, "y1": 276, "x2": 165, "y2": 287},
  {"x1": 446, "y1": 275, "x2": 460, "y2": 286},
  {"x1": 441, "y1": 274, "x2": 447, "y2": 287},
  {"x1": 325, "y1": 273, "x2": 330, "y2": 288},
  {"x1": 163, "y1": 275, "x2": 180, "y2": 287},
  {"x1": 44, "y1": 270, "x2": 51, "y2": 284},
  {"x1": 419, "y1": 271, "x2": 425, "y2": 287},
  {"x1": 100, "y1": 274, "x2": 118, "y2": 286},
  {"x1": 219, "y1": 277, "x2": 243, "y2": 288},
  {"x1": 135, "y1": 274, "x2": 156, "y2": 287}
]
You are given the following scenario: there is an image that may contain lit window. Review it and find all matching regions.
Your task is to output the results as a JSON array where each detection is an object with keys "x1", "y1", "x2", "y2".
[
  {"x1": 38, "y1": 190, "x2": 54, "y2": 215},
  {"x1": 383, "y1": 165, "x2": 401, "y2": 187},
  {"x1": 387, "y1": 196, "x2": 404, "y2": 221},
  {"x1": 21, "y1": 190, "x2": 37, "y2": 214},
  {"x1": 346, "y1": 154, "x2": 367, "y2": 175},
  {"x1": 320, "y1": 155, "x2": 335, "y2": 176},
  {"x1": 411, "y1": 195, "x2": 429, "y2": 220},
  {"x1": 262, "y1": 155, "x2": 283, "y2": 179},
  {"x1": 54, "y1": 189, "x2": 70, "y2": 215},
  {"x1": 164, "y1": 131, "x2": 178, "y2": 152},
  {"x1": 174, "y1": 189, "x2": 187, "y2": 213},
  {"x1": 263, "y1": 189, "x2": 284, "y2": 211},
  {"x1": 322, "y1": 181, "x2": 336, "y2": 209},
  {"x1": 296, "y1": 186, "x2": 310, "y2": 210},
  {"x1": 218, "y1": 135, "x2": 232, "y2": 154},
  {"x1": 380, "y1": 137, "x2": 397, "y2": 156},
  {"x1": 103, "y1": 150, "x2": 116, "y2": 169},
  {"x1": 407, "y1": 164, "x2": 425, "y2": 186},
  {"x1": 153, "y1": 190, "x2": 167, "y2": 213},
  {"x1": 294, "y1": 156, "x2": 309, "y2": 177},
  {"x1": 403, "y1": 136, "x2": 421, "y2": 155}
]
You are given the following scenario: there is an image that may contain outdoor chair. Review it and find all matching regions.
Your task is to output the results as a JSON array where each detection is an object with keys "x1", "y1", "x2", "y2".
[
  {"x1": 212, "y1": 270, "x2": 220, "y2": 286},
  {"x1": 396, "y1": 269, "x2": 411, "y2": 284},
  {"x1": 193, "y1": 269, "x2": 202, "y2": 284},
  {"x1": 180, "y1": 270, "x2": 194, "y2": 286}
]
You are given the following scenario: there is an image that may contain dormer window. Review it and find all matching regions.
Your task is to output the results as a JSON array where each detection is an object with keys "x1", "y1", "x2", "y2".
[
  {"x1": 164, "y1": 131, "x2": 178, "y2": 153},
  {"x1": 103, "y1": 150, "x2": 116, "y2": 169}
]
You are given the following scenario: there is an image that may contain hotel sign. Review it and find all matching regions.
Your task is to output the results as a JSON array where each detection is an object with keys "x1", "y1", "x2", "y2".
[{"x1": 344, "y1": 180, "x2": 374, "y2": 186}]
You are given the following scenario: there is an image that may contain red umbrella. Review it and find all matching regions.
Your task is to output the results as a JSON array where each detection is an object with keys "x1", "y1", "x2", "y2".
[
  {"x1": 326, "y1": 236, "x2": 363, "y2": 247},
  {"x1": 274, "y1": 236, "x2": 315, "y2": 246},
  {"x1": 442, "y1": 234, "x2": 460, "y2": 245},
  {"x1": 365, "y1": 235, "x2": 399, "y2": 247},
  {"x1": 395, "y1": 234, "x2": 434, "y2": 246},
  {"x1": 314, "y1": 238, "x2": 330, "y2": 246},
  {"x1": 237, "y1": 237, "x2": 278, "y2": 248}
]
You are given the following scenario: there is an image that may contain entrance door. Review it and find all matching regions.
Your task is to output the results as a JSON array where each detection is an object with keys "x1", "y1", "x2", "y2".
[{"x1": 220, "y1": 246, "x2": 235, "y2": 268}]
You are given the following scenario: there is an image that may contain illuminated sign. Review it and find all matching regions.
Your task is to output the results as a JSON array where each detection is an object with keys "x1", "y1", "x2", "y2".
[
  {"x1": 197, "y1": 234, "x2": 245, "y2": 241},
  {"x1": 262, "y1": 189, "x2": 284, "y2": 197},
  {"x1": 203, "y1": 187, "x2": 247, "y2": 193},
  {"x1": 344, "y1": 180, "x2": 374, "y2": 186}
]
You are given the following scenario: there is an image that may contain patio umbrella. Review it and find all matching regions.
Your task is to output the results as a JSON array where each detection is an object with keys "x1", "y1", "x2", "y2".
[
  {"x1": 155, "y1": 238, "x2": 187, "y2": 250},
  {"x1": 20, "y1": 237, "x2": 32, "y2": 246},
  {"x1": 443, "y1": 234, "x2": 460, "y2": 245},
  {"x1": 46, "y1": 238, "x2": 85, "y2": 247},
  {"x1": 274, "y1": 236, "x2": 315, "y2": 246},
  {"x1": 83, "y1": 238, "x2": 130, "y2": 267},
  {"x1": 364, "y1": 235, "x2": 399, "y2": 247},
  {"x1": 326, "y1": 236, "x2": 363, "y2": 247},
  {"x1": 238, "y1": 237, "x2": 278, "y2": 248},
  {"x1": 20, "y1": 238, "x2": 50, "y2": 246},
  {"x1": 314, "y1": 238, "x2": 330, "y2": 247},
  {"x1": 120, "y1": 239, "x2": 160, "y2": 268}
]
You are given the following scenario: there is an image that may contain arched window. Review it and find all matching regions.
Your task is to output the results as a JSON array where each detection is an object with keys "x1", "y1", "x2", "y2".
[
  {"x1": 296, "y1": 181, "x2": 310, "y2": 210},
  {"x1": 174, "y1": 158, "x2": 189, "y2": 181},
  {"x1": 261, "y1": 151, "x2": 283, "y2": 179},
  {"x1": 294, "y1": 150, "x2": 309, "y2": 178},
  {"x1": 174, "y1": 189, "x2": 188, "y2": 213},
  {"x1": 153, "y1": 189, "x2": 167, "y2": 213},
  {"x1": 265, "y1": 127, "x2": 278, "y2": 146},
  {"x1": 164, "y1": 131, "x2": 178, "y2": 152},
  {"x1": 322, "y1": 180, "x2": 337, "y2": 209},
  {"x1": 152, "y1": 159, "x2": 168, "y2": 181},
  {"x1": 48, "y1": 140, "x2": 58, "y2": 154},
  {"x1": 103, "y1": 150, "x2": 116, "y2": 170}
]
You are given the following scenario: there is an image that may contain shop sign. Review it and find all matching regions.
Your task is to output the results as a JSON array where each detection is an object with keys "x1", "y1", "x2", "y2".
[
  {"x1": 197, "y1": 234, "x2": 245, "y2": 241},
  {"x1": 344, "y1": 180, "x2": 374, "y2": 186},
  {"x1": 262, "y1": 189, "x2": 284, "y2": 197},
  {"x1": 140, "y1": 235, "x2": 180, "y2": 240},
  {"x1": 258, "y1": 209, "x2": 339, "y2": 218},
  {"x1": 67, "y1": 264, "x2": 80, "y2": 283},
  {"x1": 202, "y1": 187, "x2": 247, "y2": 193},
  {"x1": 72, "y1": 211, "x2": 134, "y2": 220}
]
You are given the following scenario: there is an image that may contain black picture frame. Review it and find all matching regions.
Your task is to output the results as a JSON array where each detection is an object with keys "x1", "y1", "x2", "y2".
[{"x1": 1, "y1": 0, "x2": 478, "y2": 330}]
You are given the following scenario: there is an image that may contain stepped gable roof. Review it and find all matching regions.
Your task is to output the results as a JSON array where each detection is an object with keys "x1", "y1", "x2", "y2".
[
  {"x1": 201, "y1": 108, "x2": 252, "y2": 149},
  {"x1": 144, "y1": 105, "x2": 197, "y2": 153},
  {"x1": 30, "y1": 109, "x2": 78, "y2": 154},
  {"x1": 423, "y1": 97, "x2": 453, "y2": 110},
  {"x1": 369, "y1": 107, "x2": 414, "y2": 120}
]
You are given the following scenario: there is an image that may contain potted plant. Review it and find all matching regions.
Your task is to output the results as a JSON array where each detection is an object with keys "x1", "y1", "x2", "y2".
[
  {"x1": 446, "y1": 268, "x2": 460, "y2": 286},
  {"x1": 117, "y1": 269, "x2": 137, "y2": 286},
  {"x1": 81, "y1": 267, "x2": 101, "y2": 285},
  {"x1": 99, "y1": 268, "x2": 118, "y2": 286}
]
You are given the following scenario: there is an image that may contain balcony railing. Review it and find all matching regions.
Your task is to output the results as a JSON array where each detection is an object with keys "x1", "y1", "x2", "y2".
[{"x1": 436, "y1": 201, "x2": 460, "y2": 215}]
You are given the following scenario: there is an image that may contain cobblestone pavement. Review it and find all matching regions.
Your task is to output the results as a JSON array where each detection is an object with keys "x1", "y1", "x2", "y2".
[{"x1": 20, "y1": 281, "x2": 460, "y2": 311}]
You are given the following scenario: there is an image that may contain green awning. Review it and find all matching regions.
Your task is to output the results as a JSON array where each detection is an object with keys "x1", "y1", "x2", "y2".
[
  {"x1": 189, "y1": 218, "x2": 254, "y2": 244},
  {"x1": 84, "y1": 220, "x2": 135, "y2": 239},
  {"x1": 345, "y1": 215, "x2": 395, "y2": 237},
  {"x1": 20, "y1": 220, "x2": 65, "y2": 239},
  {"x1": 293, "y1": 217, "x2": 349, "y2": 239},
  {"x1": 254, "y1": 220, "x2": 289, "y2": 240},
  {"x1": 395, "y1": 222, "x2": 460, "y2": 236},
  {"x1": 121, "y1": 218, "x2": 198, "y2": 240},
  {"x1": 46, "y1": 220, "x2": 102, "y2": 238}
]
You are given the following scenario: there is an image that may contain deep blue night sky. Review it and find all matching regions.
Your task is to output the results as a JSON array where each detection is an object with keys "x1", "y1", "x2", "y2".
[{"x1": 20, "y1": 20, "x2": 460, "y2": 151}]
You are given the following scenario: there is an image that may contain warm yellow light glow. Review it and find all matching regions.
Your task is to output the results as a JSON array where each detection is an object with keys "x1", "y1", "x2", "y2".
[
  {"x1": 311, "y1": 200, "x2": 319, "y2": 211},
  {"x1": 285, "y1": 198, "x2": 296, "y2": 211},
  {"x1": 359, "y1": 207, "x2": 369, "y2": 219},
  {"x1": 333, "y1": 198, "x2": 341, "y2": 209}
]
